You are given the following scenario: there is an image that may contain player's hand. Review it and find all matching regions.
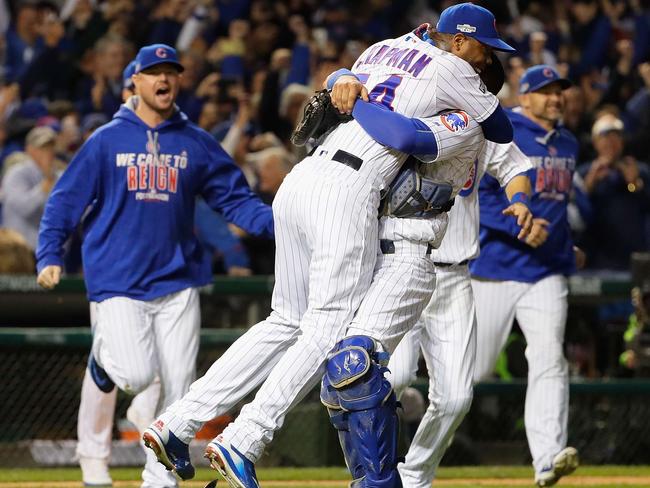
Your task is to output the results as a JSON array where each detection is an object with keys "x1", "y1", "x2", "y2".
[
  {"x1": 502, "y1": 202, "x2": 533, "y2": 240},
  {"x1": 573, "y1": 245, "x2": 586, "y2": 269},
  {"x1": 524, "y1": 218, "x2": 550, "y2": 248},
  {"x1": 37, "y1": 265, "x2": 62, "y2": 289},
  {"x1": 328, "y1": 75, "x2": 369, "y2": 115}
]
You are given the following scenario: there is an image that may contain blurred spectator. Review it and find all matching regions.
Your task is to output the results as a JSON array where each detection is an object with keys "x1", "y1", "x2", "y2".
[
  {"x1": 278, "y1": 83, "x2": 311, "y2": 133},
  {"x1": 563, "y1": 86, "x2": 594, "y2": 162},
  {"x1": 578, "y1": 114, "x2": 650, "y2": 270},
  {"x1": 250, "y1": 146, "x2": 295, "y2": 203},
  {"x1": 625, "y1": 62, "x2": 650, "y2": 161},
  {"x1": 80, "y1": 112, "x2": 108, "y2": 141},
  {"x1": 0, "y1": 227, "x2": 35, "y2": 273},
  {"x1": 206, "y1": 18, "x2": 249, "y2": 79},
  {"x1": 0, "y1": 126, "x2": 59, "y2": 249},
  {"x1": 175, "y1": 50, "x2": 209, "y2": 122},
  {"x1": 527, "y1": 31, "x2": 557, "y2": 67},
  {"x1": 147, "y1": 0, "x2": 194, "y2": 47},
  {"x1": 77, "y1": 34, "x2": 130, "y2": 117},
  {"x1": 61, "y1": 0, "x2": 109, "y2": 58},
  {"x1": 498, "y1": 56, "x2": 529, "y2": 108},
  {"x1": 569, "y1": 0, "x2": 612, "y2": 78},
  {"x1": 4, "y1": 1, "x2": 43, "y2": 83},
  {"x1": 18, "y1": 8, "x2": 78, "y2": 100}
]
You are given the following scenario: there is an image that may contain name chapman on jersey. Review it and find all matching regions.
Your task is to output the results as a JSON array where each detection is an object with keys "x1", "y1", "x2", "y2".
[
  {"x1": 115, "y1": 151, "x2": 188, "y2": 202},
  {"x1": 354, "y1": 40, "x2": 432, "y2": 77}
]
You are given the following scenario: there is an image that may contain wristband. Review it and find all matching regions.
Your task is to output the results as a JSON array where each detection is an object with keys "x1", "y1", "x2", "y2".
[
  {"x1": 509, "y1": 192, "x2": 528, "y2": 205},
  {"x1": 327, "y1": 68, "x2": 357, "y2": 91}
]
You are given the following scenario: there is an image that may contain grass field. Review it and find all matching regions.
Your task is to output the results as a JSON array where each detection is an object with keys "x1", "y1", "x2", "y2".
[{"x1": 2, "y1": 466, "x2": 650, "y2": 488}]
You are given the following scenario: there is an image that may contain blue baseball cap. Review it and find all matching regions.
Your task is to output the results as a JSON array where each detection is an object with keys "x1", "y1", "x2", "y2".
[
  {"x1": 437, "y1": 3, "x2": 515, "y2": 52},
  {"x1": 134, "y1": 44, "x2": 184, "y2": 73},
  {"x1": 122, "y1": 60, "x2": 136, "y2": 89},
  {"x1": 519, "y1": 65, "x2": 571, "y2": 94}
]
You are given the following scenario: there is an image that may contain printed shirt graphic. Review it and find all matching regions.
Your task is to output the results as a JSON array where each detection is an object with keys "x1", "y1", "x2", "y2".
[{"x1": 470, "y1": 108, "x2": 579, "y2": 282}]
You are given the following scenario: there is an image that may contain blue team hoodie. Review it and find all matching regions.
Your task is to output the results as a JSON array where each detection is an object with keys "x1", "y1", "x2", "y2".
[
  {"x1": 37, "y1": 100, "x2": 273, "y2": 301},
  {"x1": 470, "y1": 108, "x2": 578, "y2": 283}
]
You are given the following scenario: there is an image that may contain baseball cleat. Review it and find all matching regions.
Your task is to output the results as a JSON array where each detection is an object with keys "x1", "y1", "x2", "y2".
[
  {"x1": 204, "y1": 435, "x2": 260, "y2": 488},
  {"x1": 142, "y1": 420, "x2": 195, "y2": 480},
  {"x1": 535, "y1": 446, "x2": 579, "y2": 487},
  {"x1": 79, "y1": 456, "x2": 112, "y2": 487},
  {"x1": 88, "y1": 353, "x2": 115, "y2": 393}
]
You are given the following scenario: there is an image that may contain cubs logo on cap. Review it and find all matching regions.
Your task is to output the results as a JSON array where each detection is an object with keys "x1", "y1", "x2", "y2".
[
  {"x1": 437, "y1": 2, "x2": 515, "y2": 52},
  {"x1": 134, "y1": 43, "x2": 184, "y2": 73},
  {"x1": 441, "y1": 111, "x2": 469, "y2": 132},
  {"x1": 519, "y1": 65, "x2": 572, "y2": 94}
]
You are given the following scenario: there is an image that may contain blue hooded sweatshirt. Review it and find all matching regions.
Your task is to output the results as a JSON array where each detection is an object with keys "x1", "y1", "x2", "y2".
[
  {"x1": 36, "y1": 100, "x2": 273, "y2": 301},
  {"x1": 470, "y1": 108, "x2": 579, "y2": 283}
]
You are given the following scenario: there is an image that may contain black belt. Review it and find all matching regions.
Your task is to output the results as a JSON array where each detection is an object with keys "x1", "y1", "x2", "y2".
[
  {"x1": 308, "y1": 147, "x2": 363, "y2": 171},
  {"x1": 434, "y1": 259, "x2": 469, "y2": 267},
  {"x1": 380, "y1": 239, "x2": 433, "y2": 255}
]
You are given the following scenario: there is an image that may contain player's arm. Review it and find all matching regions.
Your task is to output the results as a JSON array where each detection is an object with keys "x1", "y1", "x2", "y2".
[
  {"x1": 502, "y1": 174, "x2": 534, "y2": 240},
  {"x1": 199, "y1": 134, "x2": 274, "y2": 239},
  {"x1": 351, "y1": 101, "x2": 440, "y2": 156},
  {"x1": 36, "y1": 134, "x2": 102, "y2": 288},
  {"x1": 477, "y1": 173, "x2": 537, "y2": 243},
  {"x1": 482, "y1": 141, "x2": 536, "y2": 241},
  {"x1": 325, "y1": 69, "x2": 368, "y2": 114}
]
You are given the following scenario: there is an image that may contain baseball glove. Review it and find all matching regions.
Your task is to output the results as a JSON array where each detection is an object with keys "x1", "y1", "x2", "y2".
[
  {"x1": 481, "y1": 53, "x2": 506, "y2": 96},
  {"x1": 291, "y1": 89, "x2": 351, "y2": 147}
]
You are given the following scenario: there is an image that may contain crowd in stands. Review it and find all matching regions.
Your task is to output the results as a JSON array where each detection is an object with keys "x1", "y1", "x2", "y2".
[{"x1": 0, "y1": 0, "x2": 650, "y2": 374}]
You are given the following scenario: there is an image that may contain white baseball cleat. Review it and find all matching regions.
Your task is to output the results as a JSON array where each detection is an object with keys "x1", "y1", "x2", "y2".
[
  {"x1": 79, "y1": 456, "x2": 112, "y2": 487},
  {"x1": 535, "y1": 446, "x2": 579, "y2": 487}
]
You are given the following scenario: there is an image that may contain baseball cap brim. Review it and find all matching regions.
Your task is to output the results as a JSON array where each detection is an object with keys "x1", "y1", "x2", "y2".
[
  {"x1": 526, "y1": 78, "x2": 572, "y2": 93},
  {"x1": 137, "y1": 60, "x2": 184, "y2": 73},
  {"x1": 474, "y1": 36, "x2": 516, "y2": 52}
]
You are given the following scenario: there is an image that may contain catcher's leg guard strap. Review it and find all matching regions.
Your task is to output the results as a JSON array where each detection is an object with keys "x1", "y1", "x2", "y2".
[{"x1": 322, "y1": 336, "x2": 402, "y2": 488}]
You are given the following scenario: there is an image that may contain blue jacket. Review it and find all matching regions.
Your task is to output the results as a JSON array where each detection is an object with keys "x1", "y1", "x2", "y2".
[
  {"x1": 37, "y1": 103, "x2": 273, "y2": 301},
  {"x1": 470, "y1": 109, "x2": 579, "y2": 282}
]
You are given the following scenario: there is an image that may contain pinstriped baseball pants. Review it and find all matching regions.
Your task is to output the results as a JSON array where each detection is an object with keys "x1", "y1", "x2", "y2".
[
  {"x1": 387, "y1": 264, "x2": 476, "y2": 488},
  {"x1": 91, "y1": 288, "x2": 200, "y2": 487},
  {"x1": 471, "y1": 274, "x2": 569, "y2": 474}
]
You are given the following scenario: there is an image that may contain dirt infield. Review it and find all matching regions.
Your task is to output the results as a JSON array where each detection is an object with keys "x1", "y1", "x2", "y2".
[{"x1": 3, "y1": 477, "x2": 650, "y2": 487}]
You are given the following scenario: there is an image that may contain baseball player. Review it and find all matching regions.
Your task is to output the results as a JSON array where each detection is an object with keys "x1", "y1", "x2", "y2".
[
  {"x1": 75, "y1": 59, "x2": 163, "y2": 488},
  {"x1": 470, "y1": 65, "x2": 581, "y2": 487},
  {"x1": 36, "y1": 43, "x2": 273, "y2": 488},
  {"x1": 143, "y1": 5, "x2": 519, "y2": 486},
  {"x1": 386, "y1": 141, "x2": 535, "y2": 488}
]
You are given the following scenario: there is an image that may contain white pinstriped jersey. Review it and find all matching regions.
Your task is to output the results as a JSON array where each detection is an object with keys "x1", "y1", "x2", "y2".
[
  {"x1": 380, "y1": 112, "x2": 486, "y2": 247},
  {"x1": 322, "y1": 33, "x2": 499, "y2": 192},
  {"x1": 432, "y1": 141, "x2": 533, "y2": 263}
]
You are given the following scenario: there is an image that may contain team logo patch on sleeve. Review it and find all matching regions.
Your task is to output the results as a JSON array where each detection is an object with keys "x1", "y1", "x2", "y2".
[{"x1": 441, "y1": 111, "x2": 469, "y2": 132}]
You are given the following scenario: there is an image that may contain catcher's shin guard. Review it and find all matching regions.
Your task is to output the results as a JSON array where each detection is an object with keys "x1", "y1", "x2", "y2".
[
  {"x1": 322, "y1": 336, "x2": 402, "y2": 488},
  {"x1": 320, "y1": 376, "x2": 364, "y2": 482}
]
